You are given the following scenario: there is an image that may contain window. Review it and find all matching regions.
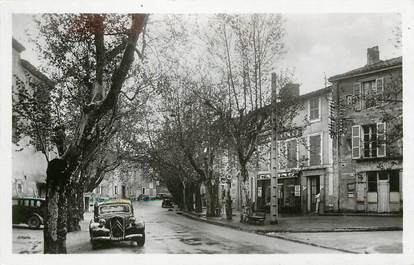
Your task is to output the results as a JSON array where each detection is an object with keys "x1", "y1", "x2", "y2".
[
  {"x1": 309, "y1": 134, "x2": 321, "y2": 166},
  {"x1": 17, "y1": 183, "x2": 22, "y2": 193},
  {"x1": 389, "y1": 171, "x2": 400, "y2": 192},
  {"x1": 309, "y1": 97, "x2": 320, "y2": 121},
  {"x1": 354, "y1": 78, "x2": 384, "y2": 109},
  {"x1": 24, "y1": 200, "x2": 30, "y2": 207},
  {"x1": 352, "y1": 123, "x2": 386, "y2": 159},
  {"x1": 346, "y1": 95, "x2": 353, "y2": 105},
  {"x1": 286, "y1": 139, "x2": 297, "y2": 168},
  {"x1": 12, "y1": 199, "x2": 18, "y2": 206},
  {"x1": 114, "y1": 186, "x2": 118, "y2": 195},
  {"x1": 353, "y1": 83, "x2": 361, "y2": 110},
  {"x1": 362, "y1": 124, "x2": 377, "y2": 158},
  {"x1": 367, "y1": 172, "x2": 377, "y2": 192}
]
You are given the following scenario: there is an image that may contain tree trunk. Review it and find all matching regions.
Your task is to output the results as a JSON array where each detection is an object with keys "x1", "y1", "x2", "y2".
[
  {"x1": 205, "y1": 181, "x2": 219, "y2": 217},
  {"x1": 44, "y1": 158, "x2": 69, "y2": 254},
  {"x1": 186, "y1": 182, "x2": 194, "y2": 212},
  {"x1": 66, "y1": 183, "x2": 84, "y2": 232},
  {"x1": 239, "y1": 165, "x2": 251, "y2": 222},
  {"x1": 194, "y1": 182, "x2": 202, "y2": 213},
  {"x1": 181, "y1": 181, "x2": 188, "y2": 212}
]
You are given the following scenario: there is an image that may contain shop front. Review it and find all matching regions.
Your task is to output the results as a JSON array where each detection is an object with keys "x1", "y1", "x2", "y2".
[
  {"x1": 256, "y1": 174, "x2": 270, "y2": 212},
  {"x1": 277, "y1": 173, "x2": 301, "y2": 213}
]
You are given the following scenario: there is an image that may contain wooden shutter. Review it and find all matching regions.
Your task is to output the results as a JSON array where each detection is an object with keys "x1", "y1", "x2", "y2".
[
  {"x1": 377, "y1": 123, "x2": 386, "y2": 157},
  {"x1": 309, "y1": 135, "x2": 321, "y2": 165},
  {"x1": 352, "y1": 125, "x2": 361, "y2": 159},
  {"x1": 376, "y1": 77, "x2": 384, "y2": 94},
  {"x1": 353, "y1": 83, "x2": 361, "y2": 110}
]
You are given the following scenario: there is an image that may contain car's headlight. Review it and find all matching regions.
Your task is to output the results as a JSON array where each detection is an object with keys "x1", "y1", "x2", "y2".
[
  {"x1": 98, "y1": 218, "x2": 106, "y2": 227},
  {"x1": 135, "y1": 220, "x2": 145, "y2": 228}
]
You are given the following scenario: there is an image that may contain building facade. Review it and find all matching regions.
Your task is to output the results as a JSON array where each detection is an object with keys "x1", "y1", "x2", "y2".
[
  {"x1": 329, "y1": 47, "x2": 402, "y2": 213},
  {"x1": 275, "y1": 86, "x2": 334, "y2": 214},
  {"x1": 12, "y1": 38, "x2": 56, "y2": 198}
]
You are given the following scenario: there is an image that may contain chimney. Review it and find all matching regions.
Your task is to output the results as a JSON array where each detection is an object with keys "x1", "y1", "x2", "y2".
[
  {"x1": 280, "y1": 83, "x2": 300, "y2": 99},
  {"x1": 367, "y1": 46, "x2": 380, "y2": 65}
]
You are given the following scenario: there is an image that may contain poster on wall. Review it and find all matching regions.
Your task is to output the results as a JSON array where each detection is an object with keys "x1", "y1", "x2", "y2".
[
  {"x1": 294, "y1": 185, "x2": 301, "y2": 196},
  {"x1": 356, "y1": 182, "x2": 365, "y2": 202},
  {"x1": 257, "y1": 187, "x2": 262, "y2": 197}
]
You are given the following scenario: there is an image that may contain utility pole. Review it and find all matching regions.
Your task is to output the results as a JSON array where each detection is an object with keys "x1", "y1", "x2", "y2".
[{"x1": 270, "y1": 72, "x2": 279, "y2": 224}]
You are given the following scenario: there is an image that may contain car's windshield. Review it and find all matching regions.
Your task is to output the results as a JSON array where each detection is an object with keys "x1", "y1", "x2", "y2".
[{"x1": 99, "y1": 204, "x2": 130, "y2": 214}]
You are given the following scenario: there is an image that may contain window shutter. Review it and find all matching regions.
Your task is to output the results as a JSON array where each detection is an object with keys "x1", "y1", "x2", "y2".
[
  {"x1": 352, "y1": 125, "x2": 361, "y2": 159},
  {"x1": 353, "y1": 83, "x2": 361, "y2": 110},
  {"x1": 377, "y1": 123, "x2": 386, "y2": 157},
  {"x1": 376, "y1": 78, "x2": 384, "y2": 94}
]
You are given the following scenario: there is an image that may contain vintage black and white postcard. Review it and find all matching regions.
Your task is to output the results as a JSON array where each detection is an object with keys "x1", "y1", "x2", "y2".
[{"x1": 1, "y1": 0, "x2": 413, "y2": 265}]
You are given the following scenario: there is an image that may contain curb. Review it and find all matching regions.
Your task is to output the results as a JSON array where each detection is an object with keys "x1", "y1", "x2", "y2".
[{"x1": 176, "y1": 211, "x2": 401, "y2": 254}]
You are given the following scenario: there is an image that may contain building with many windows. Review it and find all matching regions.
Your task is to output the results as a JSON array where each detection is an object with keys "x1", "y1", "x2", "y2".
[
  {"x1": 329, "y1": 46, "x2": 402, "y2": 213},
  {"x1": 275, "y1": 85, "x2": 334, "y2": 214}
]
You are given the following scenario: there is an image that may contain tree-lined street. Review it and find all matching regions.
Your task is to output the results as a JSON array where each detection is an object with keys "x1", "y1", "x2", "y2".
[
  {"x1": 13, "y1": 200, "x2": 402, "y2": 254},
  {"x1": 10, "y1": 12, "x2": 403, "y2": 255}
]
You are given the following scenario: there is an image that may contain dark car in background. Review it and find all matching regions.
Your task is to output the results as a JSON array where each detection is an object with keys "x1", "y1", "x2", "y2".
[
  {"x1": 89, "y1": 199, "x2": 145, "y2": 249},
  {"x1": 161, "y1": 198, "x2": 174, "y2": 208},
  {"x1": 12, "y1": 197, "x2": 46, "y2": 229}
]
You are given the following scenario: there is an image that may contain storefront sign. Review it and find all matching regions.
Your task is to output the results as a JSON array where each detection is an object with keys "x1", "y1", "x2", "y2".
[
  {"x1": 278, "y1": 172, "x2": 298, "y2": 179},
  {"x1": 294, "y1": 185, "x2": 301, "y2": 196},
  {"x1": 258, "y1": 174, "x2": 271, "y2": 180}
]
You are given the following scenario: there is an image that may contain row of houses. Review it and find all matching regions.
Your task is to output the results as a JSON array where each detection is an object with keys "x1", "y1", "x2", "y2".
[
  {"x1": 245, "y1": 46, "x2": 402, "y2": 214},
  {"x1": 11, "y1": 38, "x2": 157, "y2": 208}
]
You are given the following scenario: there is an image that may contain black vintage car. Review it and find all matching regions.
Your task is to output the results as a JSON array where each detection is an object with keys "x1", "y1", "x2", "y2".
[
  {"x1": 12, "y1": 197, "x2": 46, "y2": 229},
  {"x1": 89, "y1": 199, "x2": 145, "y2": 249},
  {"x1": 161, "y1": 198, "x2": 174, "y2": 208}
]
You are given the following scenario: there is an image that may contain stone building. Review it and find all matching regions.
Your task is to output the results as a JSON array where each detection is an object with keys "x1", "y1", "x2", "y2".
[
  {"x1": 12, "y1": 38, "x2": 57, "y2": 198},
  {"x1": 328, "y1": 47, "x2": 402, "y2": 213},
  {"x1": 274, "y1": 85, "x2": 334, "y2": 214}
]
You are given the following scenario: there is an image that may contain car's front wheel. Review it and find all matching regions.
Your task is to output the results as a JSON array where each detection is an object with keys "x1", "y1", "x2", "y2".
[
  {"x1": 91, "y1": 240, "x2": 99, "y2": 250},
  {"x1": 27, "y1": 215, "x2": 41, "y2": 229},
  {"x1": 136, "y1": 234, "x2": 145, "y2": 247}
]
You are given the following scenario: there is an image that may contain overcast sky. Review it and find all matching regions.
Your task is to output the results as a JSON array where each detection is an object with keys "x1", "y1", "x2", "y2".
[{"x1": 12, "y1": 13, "x2": 401, "y2": 95}]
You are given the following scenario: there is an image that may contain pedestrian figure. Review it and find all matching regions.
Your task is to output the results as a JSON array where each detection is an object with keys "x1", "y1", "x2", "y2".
[{"x1": 315, "y1": 192, "x2": 320, "y2": 214}]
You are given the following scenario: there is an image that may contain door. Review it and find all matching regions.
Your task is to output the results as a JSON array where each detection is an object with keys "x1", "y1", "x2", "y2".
[
  {"x1": 122, "y1": 185, "x2": 126, "y2": 198},
  {"x1": 378, "y1": 180, "x2": 390, "y2": 213},
  {"x1": 308, "y1": 176, "x2": 320, "y2": 212}
]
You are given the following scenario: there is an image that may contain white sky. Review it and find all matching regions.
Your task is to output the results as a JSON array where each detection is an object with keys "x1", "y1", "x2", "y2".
[{"x1": 12, "y1": 13, "x2": 401, "y2": 95}]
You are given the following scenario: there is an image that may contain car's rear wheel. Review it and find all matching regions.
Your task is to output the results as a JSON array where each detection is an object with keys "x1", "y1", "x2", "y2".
[
  {"x1": 27, "y1": 215, "x2": 41, "y2": 229},
  {"x1": 136, "y1": 234, "x2": 145, "y2": 247}
]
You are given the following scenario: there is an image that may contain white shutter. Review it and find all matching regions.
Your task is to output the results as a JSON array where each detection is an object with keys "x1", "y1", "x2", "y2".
[
  {"x1": 352, "y1": 125, "x2": 361, "y2": 159},
  {"x1": 353, "y1": 83, "x2": 362, "y2": 110},
  {"x1": 377, "y1": 123, "x2": 386, "y2": 157}
]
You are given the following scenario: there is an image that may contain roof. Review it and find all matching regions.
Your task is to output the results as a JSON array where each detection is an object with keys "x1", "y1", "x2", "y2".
[
  {"x1": 12, "y1": 38, "x2": 25, "y2": 53},
  {"x1": 98, "y1": 199, "x2": 132, "y2": 205},
  {"x1": 299, "y1": 86, "x2": 332, "y2": 100},
  {"x1": 329, "y1": 56, "x2": 402, "y2": 82},
  {"x1": 20, "y1": 59, "x2": 55, "y2": 87}
]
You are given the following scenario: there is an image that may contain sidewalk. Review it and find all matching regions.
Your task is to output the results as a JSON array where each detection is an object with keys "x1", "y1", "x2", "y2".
[{"x1": 177, "y1": 209, "x2": 402, "y2": 233}]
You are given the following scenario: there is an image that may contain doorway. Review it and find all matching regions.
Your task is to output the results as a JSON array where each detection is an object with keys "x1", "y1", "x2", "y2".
[
  {"x1": 308, "y1": 176, "x2": 320, "y2": 212},
  {"x1": 378, "y1": 180, "x2": 390, "y2": 213}
]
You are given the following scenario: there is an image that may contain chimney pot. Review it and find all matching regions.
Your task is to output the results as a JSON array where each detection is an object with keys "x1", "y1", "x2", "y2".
[{"x1": 367, "y1": 46, "x2": 380, "y2": 65}]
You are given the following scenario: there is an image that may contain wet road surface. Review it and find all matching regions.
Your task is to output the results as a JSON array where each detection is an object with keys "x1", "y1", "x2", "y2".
[{"x1": 69, "y1": 200, "x2": 342, "y2": 254}]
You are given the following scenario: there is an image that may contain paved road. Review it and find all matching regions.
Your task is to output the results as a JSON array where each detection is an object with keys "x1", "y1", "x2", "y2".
[
  {"x1": 18, "y1": 200, "x2": 400, "y2": 254},
  {"x1": 13, "y1": 200, "x2": 343, "y2": 254},
  {"x1": 70, "y1": 200, "x2": 342, "y2": 254}
]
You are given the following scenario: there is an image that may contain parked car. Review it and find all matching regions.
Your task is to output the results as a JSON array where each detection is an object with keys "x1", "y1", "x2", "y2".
[
  {"x1": 89, "y1": 199, "x2": 145, "y2": 249},
  {"x1": 12, "y1": 197, "x2": 46, "y2": 229},
  {"x1": 161, "y1": 199, "x2": 174, "y2": 208}
]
